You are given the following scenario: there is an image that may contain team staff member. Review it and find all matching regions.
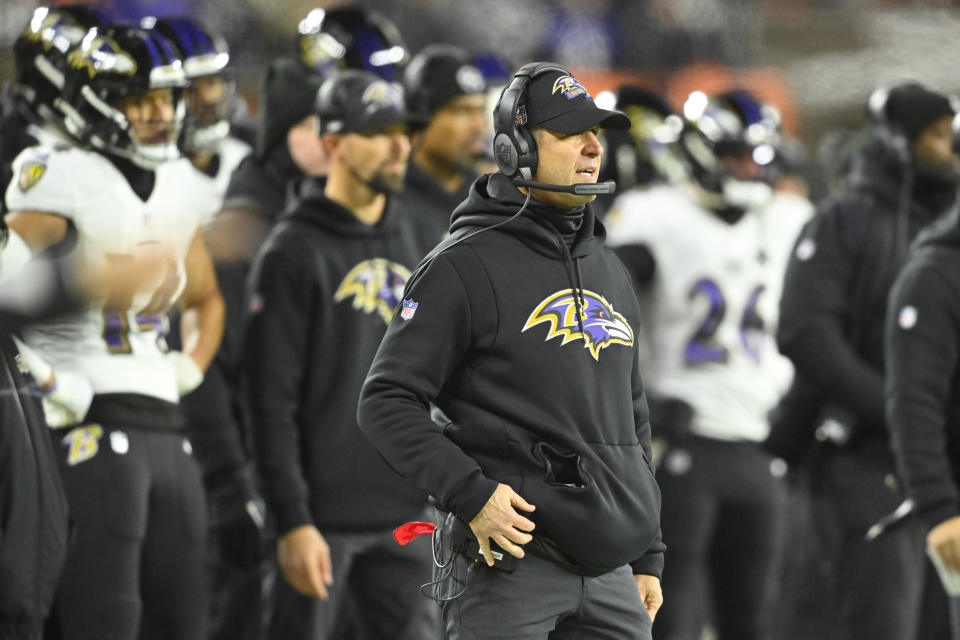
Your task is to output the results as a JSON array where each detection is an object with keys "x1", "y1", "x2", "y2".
[
  {"x1": 777, "y1": 82, "x2": 959, "y2": 639},
  {"x1": 243, "y1": 70, "x2": 435, "y2": 639},
  {"x1": 886, "y1": 203, "x2": 960, "y2": 637},
  {"x1": 5, "y1": 25, "x2": 224, "y2": 639},
  {"x1": 358, "y1": 62, "x2": 664, "y2": 639},
  {"x1": 400, "y1": 45, "x2": 489, "y2": 242}
]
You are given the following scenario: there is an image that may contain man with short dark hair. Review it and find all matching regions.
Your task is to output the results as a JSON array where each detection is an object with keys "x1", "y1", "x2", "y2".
[
  {"x1": 358, "y1": 62, "x2": 664, "y2": 640},
  {"x1": 400, "y1": 45, "x2": 489, "y2": 242},
  {"x1": 243, "y1": 69, "x2": 436, "y2": 639}
]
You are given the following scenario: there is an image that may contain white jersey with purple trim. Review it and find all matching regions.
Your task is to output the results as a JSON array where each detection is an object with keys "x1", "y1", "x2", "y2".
[
  {"x1": 6, "y1": 145, "x2": 207, "y2": 403},
  {"x1": 191, "y1": 135, "x2": 251, "y2": 227},
  {"x1": 605, "y1": 184, "x2": 813, "y2": 441}
]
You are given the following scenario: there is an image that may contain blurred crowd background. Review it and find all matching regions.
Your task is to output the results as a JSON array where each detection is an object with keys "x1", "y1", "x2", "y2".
[{"x1": 3, "y1": 0, "x2": 960, "y2": 202}]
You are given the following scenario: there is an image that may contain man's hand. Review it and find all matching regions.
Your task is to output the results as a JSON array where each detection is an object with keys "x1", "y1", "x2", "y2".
[
  {"x1": 928, "y1": 516, "x2": 960, "y2": 571},
  {"x1": 635, "y1": 574, "x2": 663, "y2": 622},
  {"x1": 469, "y1": 483, "x2": 536, "y2": 567},
  {"x1": 277, "y1": 525, "x2": 334, "y2": 599}
]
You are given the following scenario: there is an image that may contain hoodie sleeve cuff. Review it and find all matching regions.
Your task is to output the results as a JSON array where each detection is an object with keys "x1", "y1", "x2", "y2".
[
  {"x1": 274, "y1": 500, "x2": 314, "y2": 536},
  {"x1": 446, "y1": 470, "x2": 499, "y2": 524},
  {"x1": 630, "y1": 550, "x2": 665, "y2": 579},
  {"x1": 919, "y1": 502, "x2": 960, "y2": 535}
]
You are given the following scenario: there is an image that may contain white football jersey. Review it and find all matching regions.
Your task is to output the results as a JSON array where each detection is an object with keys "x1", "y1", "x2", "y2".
[
  {"x1": 605, "y1": 184, "x2": 813, "y2": 441},
  {"x1": 190, "y1": 135, "x2": 251, "y2": 227},
  {"x1": 6, "y1": 145, "x2": 208, "y2": 403}
]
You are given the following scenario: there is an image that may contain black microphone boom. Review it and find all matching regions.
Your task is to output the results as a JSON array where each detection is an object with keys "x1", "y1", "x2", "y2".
[{"x1": 513, "y1": 178, "x2": 617, "y2": 195}]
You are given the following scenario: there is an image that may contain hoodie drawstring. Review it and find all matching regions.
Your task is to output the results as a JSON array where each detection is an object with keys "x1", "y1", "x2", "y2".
[{"x1": 559, "y1": 240, "x2": 587, "y2": 338}]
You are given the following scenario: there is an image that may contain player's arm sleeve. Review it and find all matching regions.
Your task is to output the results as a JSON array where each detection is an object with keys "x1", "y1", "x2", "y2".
[
  {"x1": 5, "y1": 148, "x2": 78, "y2": 220},
  {"x1": 886, "y1": 263, "x2": 960, "y2": 531},
  {"x1": 0, "y1": 256, "x2": 81, "y2": 337},
  {"x1": 628, "y1": 350, "x2": 666, "y2": 578},
  {"x1": 242, "y1": 245, "x2": 315, "y2": 534},
  {"x1": 358, "y1": 253, "x2": 499, "y2": 523},
  {"x1": 776, "y1": 208, "x2": 885, "y2": 427}
]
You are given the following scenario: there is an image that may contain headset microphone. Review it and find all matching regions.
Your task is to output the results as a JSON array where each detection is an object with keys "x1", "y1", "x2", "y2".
[{"x1": 512, "y1": 178, "x2": 617, "y2": 195}]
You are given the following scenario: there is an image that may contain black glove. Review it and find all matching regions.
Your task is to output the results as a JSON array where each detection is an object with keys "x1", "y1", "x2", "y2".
[{"x1": 205, "y1": 465, "x2": 269, "y2": 568}]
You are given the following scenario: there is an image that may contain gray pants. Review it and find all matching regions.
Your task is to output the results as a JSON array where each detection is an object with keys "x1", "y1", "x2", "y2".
[
  {"x1": 440, "y1": 549, "x2": 653, "y2": 639},
  {"x1": 268, "y1": 522, "x2": 440, "y2": 640}
]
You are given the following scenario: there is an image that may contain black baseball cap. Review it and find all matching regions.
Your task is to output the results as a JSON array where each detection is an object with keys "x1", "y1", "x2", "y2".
[
  {"x1": 522, "y1": 68, "x2": 630, "y2": 134},
  {"x1": 316, "y1": 69, "x2": 423, "y2": 135}
]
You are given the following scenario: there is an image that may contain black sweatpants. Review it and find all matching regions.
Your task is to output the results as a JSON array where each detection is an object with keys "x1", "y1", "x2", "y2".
[
  {"x1": 52, "y1": 425, "x2": 207, "y2": 640},
  {"x1": 775, "y1": 441, "x2": 926, "y2": 640},
  {"x1": 653, "y1": 436, "x2": 787, "y2": 640}
]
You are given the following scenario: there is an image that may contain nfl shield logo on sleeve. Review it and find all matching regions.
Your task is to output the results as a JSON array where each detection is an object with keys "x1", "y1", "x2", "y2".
[{"x1": 400, "y1": 299, "x2": 418, "y2": 321}]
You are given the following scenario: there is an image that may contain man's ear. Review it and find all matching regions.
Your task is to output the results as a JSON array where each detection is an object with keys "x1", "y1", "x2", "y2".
[{"x1": 321, "y1": 132, "x2": 341, "y2": 155}]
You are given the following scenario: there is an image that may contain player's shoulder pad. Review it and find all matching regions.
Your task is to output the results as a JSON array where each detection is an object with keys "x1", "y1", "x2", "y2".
[
  {"x1": 5, "y1": 144, "x2": 98, "y2": 216},
  {"x1": 604, "y1": 184, "x2": 693, "y2": 246}
]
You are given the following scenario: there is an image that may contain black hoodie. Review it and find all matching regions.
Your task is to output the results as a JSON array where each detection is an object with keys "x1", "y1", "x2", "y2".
[
  {"x1": 243, "y1": 178, "x2": 430, "y2": 534},
  {"x1": 886, "y1": 204, "x2": 960, "y2": 532},
  {"x1": 777, "y1": 135, "x2": 954, "y2": 443},
  {"x1": 358, "y1": 172, "x2": 665, "y2": 578}
]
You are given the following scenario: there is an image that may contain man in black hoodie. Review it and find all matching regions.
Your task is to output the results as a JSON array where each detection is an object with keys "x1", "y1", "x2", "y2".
[
  {"x1": 243, "y1": 69, "x2": 436, "y2": 639},
  {"x1": 887, "y1": 200, "x2": 960, "y2": 637},
  {"x1": 358, "y1": 62, "x2": 664, "y2": 639},
  {"x1": 776, "y1": 82, "x2": 958, "y2": 639},
  {"x1": 399, "y1": 45, "x2": 489, "y2": 242}
]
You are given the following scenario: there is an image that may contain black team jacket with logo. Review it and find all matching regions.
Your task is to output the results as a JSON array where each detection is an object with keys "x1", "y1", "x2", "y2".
[
  {"x1": 243, "y1": 177, "x2": 430, "y2": 535},
  {"x1": 886, "y1": 210, "x2": 960, "y2": 532},
  {"x1": 358, "y1": 172, "x2": 665, "y2": 578}
]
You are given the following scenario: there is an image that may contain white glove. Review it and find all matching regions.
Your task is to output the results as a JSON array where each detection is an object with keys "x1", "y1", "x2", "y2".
[
  {"x1": 40, "y1": 369, "x2": 95, "y2": 428},
  {"x1": 14, "y1": 337, "x2": 93, "y2": 428},
  {"x1": 166, "y1": 350, "x2": 204, "y2": 397}
]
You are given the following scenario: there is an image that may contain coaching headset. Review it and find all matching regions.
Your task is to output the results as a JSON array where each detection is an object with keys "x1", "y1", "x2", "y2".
[{"x1": 492, "y1": 62, "x2": 616, "y2": 195}]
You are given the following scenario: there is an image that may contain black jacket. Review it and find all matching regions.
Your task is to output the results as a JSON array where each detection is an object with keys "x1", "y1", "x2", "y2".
[
  {"x1": 396, "y1": 161, "x2": 477, "y2": 244},
  {"x1": 0, "y1": 340, "x2": 69, "y2": 637},
  {"x1": 243, "y1": 178, "x2": 429, "y2": 534},
  {"x1": 358, "y1": 172, "x2": 665, "y2": 578},
  {"x1": 885, "y1": 207, "x2": 960, "y2": 531},
  {"x1": 777, "y1": 135, "x2": 954, "y2": 445}
]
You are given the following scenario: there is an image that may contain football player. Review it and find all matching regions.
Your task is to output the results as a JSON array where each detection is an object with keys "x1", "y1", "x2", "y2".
[
  {"x1": 4, "y1": 24, "x2": 224, "y2": 639},
  {"x1": 603, "y1": 88, "x2": 813, "y2": 640},
  {"x1": 142, "y1": 15, "x2": 268, "y2": 640}
]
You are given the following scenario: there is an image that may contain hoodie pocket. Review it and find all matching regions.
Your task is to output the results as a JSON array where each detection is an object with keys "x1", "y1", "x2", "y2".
[{"x1": 532, "y1": 442, "x2": 589, "y2": 490}]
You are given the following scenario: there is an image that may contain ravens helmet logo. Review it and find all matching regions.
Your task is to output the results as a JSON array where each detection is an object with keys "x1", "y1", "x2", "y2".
[{"x1": 68, "y1": 34, "x2": 137, "y2": 78}]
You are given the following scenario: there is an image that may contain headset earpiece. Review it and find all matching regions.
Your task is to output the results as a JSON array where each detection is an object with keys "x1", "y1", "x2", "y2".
[{"x1": 492, "y1": 62, "x2": 567, "y2": 180}]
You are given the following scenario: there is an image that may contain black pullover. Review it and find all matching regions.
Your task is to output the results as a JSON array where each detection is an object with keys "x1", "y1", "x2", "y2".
[
  {"x1": 358, "y1": 172, "x2": 665, "y2": 578},
  {"x1": 243, "y1": 178, "x2": 429, "y2": 534},
  {"x1": 777, "y1": 135, "x2": 954, "y2": 443},
  {"x1": 886, "y1": 207, "x2": 960, "y2": 531}
]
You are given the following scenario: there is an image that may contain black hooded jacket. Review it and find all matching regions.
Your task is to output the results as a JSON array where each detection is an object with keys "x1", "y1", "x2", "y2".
[
  {"x1": 243, "y1": 178, "x2": 430, "y2": 534},
  {"x1": 396, "y1": 161, "x2": 477, "y2": 244},
  {"x1": 777, "y1": 135, "x2": 955, "y2": 443},
  {"x1": 885, "y1": 206, "x2": 960, "y2": 531},
  {"x1": 358, "y1": 172, "x2": 665, "y2": 578}
]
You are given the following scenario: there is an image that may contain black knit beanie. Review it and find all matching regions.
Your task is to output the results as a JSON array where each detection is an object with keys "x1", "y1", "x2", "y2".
[
  {"x1": 256, "y1": 57, "x2": 325, "y2": 158},
  {"x1": 884, "y1": 84, "x2": 955, "y2": 142}
]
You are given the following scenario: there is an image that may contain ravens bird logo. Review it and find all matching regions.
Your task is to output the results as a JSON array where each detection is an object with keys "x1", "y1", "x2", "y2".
[
  {"x1": 68, "y1": 34, "x2": 137, "y2": 78},
  {"x1": 334, "y1": 258, "x2": 411, "y2": 324},
  {"x1": 523, "y1": 288, "x2": 634, "y2": 361},
  {"x1": 551, "y1": 75, "x2": 590, "y2": 100}
]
